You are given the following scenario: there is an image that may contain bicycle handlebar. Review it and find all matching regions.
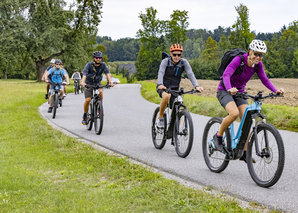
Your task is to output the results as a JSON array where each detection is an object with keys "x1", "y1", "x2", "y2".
[
  {"x1": 233, "y1": 92, "x2": 283, "y2": 101},
  {"x1": 165, "y1": 88, "x2": 200, "y2": 96},
  {"x1": 85, "y1": 84, "x2": 111, "y2": 89}
]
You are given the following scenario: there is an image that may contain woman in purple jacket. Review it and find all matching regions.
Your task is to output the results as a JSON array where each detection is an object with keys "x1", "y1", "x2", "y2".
[{"x1": 213, "y1": 39, "x2": 284, "y2": 162}]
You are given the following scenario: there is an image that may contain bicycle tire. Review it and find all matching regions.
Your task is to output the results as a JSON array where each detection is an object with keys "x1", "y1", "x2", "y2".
[
  {"x1": 94, "y1": 101, "x2": 104, "y2": 135},
  {"x1": 247, "y1": 123, "x2": 285, "y2": 187},
  {"x1": 87, "y1": 102, "x2": 93, "y2": 130},
  {"x1": 52, "y1": 93, "x2": 58, "y2": 119},
  {"x1": 202, "y1": 117, "x2": 230, "y2": 173},
  {"x1": 75, "y1": 84, "x2": 78, "y2": 95},
  {"x1": 173, "y1": 109, "x2": 194, "y2": 158},
  {"x1": 151, "y1": 107, "x2": 167, "y2": 149}
]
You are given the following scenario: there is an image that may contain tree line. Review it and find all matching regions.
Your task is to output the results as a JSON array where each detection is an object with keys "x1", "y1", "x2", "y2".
[
  {"x1": 0, "y1": 0, "x2": 104, "y2": 81},
  {"x1": 1, "y1": 2, "x2": 297, "y2": 81}
]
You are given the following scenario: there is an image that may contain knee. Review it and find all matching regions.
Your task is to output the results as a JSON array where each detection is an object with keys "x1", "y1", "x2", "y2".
[
  {"x1": 162, "y1": 92, "x2": 171, "y2": 101},
  {"x1": 85, "y1": 98, "x2": 91, "y2": 103},
  {"x1": 228, "y1": 111, "x2": 239, "y2": 120}
]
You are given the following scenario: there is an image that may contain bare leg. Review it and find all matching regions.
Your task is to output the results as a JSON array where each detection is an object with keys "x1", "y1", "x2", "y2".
[
  {"x1": 218, "y1": 101, "x2": 239, "y2": 136},
  {"x1": 84, "y1": 98, "x2": 91, "y2": 113},
  {"x1": 158, "y1": 92, "x2": 171, "y2": 119}
]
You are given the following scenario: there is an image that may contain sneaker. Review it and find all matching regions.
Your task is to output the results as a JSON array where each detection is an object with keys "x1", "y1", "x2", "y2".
[
  {"x1": 45, "y1": 94, "x2": 48, "y2": 100},
  {"x1": 240, "y1": 151, "x2": 256, "y2": 164},
  {"x1": 48, "y1": 107, "x2": 52, "y2": 113},
  {"x1": 63, "y1": 93, "x2": 66, "y2": 97},
  {"x1": 82, "y1": 114, "x2": 87, "y2": 125},
  {"x1": 157, "y1": 117, "x2": 165, "y2": 128},
  {"x1": 213, "y1": 134, "x2": 224, "y2": 151}
]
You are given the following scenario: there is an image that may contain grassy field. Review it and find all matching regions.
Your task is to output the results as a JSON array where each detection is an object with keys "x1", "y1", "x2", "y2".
[{"x1": 0, "y1": 79, "x2": 266, "y2": 212}]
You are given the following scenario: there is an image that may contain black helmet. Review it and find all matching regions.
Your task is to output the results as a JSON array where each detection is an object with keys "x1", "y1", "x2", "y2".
[
  {"x1": 92, "y1": 51, "x2": 103, "y2": 58},
  {"x1": 55, "y1": 59, "x2": 62, "y2": 64}
]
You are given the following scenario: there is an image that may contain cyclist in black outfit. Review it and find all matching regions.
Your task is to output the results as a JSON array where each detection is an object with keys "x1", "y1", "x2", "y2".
[
  {"x1": 81, "y1": 51, "x2": 114, "y2": 125},
  {"x1": 156, "y1": 44, "x2": 203, "y2": 127}
]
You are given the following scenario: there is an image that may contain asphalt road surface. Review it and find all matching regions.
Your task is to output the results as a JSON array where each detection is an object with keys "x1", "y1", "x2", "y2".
[{"x1": 40, "y1": 84, "x2": 297, "y2": 212}]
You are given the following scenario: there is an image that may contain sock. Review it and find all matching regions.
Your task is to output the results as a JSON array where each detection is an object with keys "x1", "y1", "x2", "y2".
[{"x1": 216, "y1": 133, "x2": 222, "y2": 139}]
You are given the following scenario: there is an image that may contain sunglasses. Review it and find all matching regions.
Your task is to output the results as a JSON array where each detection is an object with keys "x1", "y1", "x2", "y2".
[
  {"x1": 253, "y1": 52, "x2": 264, "y2": 58},
  {"x1": 94, "y1": 57, "x2": 102, "y2": 59},
  {"x1": 172, "y1": 54, "x2": 182, "y2": 57},
  {"x1": 55, "y1": 63, "x2": 61, "y2": 65}
]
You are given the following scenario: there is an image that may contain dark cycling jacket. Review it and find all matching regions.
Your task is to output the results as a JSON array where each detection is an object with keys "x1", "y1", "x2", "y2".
[
  {"x1": 157, "y1": 57, "x2": 198, "y2": 89},
  {"x1": 83, "y1": 61, "x2": 109, "y2": 85}
]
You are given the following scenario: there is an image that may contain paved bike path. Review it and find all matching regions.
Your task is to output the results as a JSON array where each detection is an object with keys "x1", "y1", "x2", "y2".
[{"x1": 40, "y1": 84, "x2": 297, "y2": 213}]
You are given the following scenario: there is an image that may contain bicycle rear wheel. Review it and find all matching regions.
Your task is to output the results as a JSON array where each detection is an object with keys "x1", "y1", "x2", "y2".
[
  {"x1": 202, "y1": 117, "x2": 230, "y2": 173},
  {"x1": 94, "y1": 101, "x2": 104, "y2": 135},
  {"x1": 173, "y1": 109, "x2": 193, "y2": 158},
  {"x1": 52, "y1": 93, "x2": 58, "y2": 119},
  {"x1": 151, "y1": 107, "x2": 167, "y2": 149},
  {"x1": 87, "y1": 103, "x2": 93, "y2": 130},
  {"x1": 247, "y1": 123, "x2": 285, "y2": 187}
]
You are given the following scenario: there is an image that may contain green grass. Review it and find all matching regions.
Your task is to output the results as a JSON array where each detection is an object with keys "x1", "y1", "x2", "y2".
[
  {"x1": 138, "y1": 81, "x2": 298, "y2": 132},
  {"x1": 0, "y1": 79, "x2": 262, "y2": 212}
]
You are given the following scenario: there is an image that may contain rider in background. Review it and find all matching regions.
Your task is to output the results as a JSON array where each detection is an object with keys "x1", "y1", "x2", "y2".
[
  {"x1": 44, "y1": 59, "x2": 69, "y2": 113},
  {"x1": 156, "y1": 44, "x2": 203, "y2": 128},
  {"x1": 80, "y1": 51, "x2": 114, "y2": 125},
  {"x1": 42, "y1": 59, "x2": 55, "y2": 100},
  {"x1": 71, "y1": 69, "x2": 82, "y2": 91},
  {"x1": 213, "y1": 39, "x2": 284, "y2": 162}
]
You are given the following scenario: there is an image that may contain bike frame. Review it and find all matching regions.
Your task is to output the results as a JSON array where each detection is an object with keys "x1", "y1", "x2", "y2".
[{"x1": 212, "y1": 95, "x2": 267, "y2": 159}]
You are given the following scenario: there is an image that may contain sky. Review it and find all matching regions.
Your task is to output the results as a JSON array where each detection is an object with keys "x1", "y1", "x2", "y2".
[{"x1": 67, "y1": 0, "x2": 298, "y2": 41}]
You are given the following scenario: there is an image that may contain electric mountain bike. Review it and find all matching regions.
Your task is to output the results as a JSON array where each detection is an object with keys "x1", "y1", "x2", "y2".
[
  {"x1": 152, "y1": 88, "x2": 199, "y2": 158},
  {"x1": 202, "y1": 92, "x2": 285, "y2": 187}
]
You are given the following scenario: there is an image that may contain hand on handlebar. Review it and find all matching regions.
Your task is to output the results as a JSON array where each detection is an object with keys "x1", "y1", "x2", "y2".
[
  {"x1": 276, "y1": 88, "x2": 284, "y2": 95},
  {"x1": 81, "y1": 82, "x2": 86, "y2": 88},
  {"x1": 195, "y1": 86, "x2": 203, "y2": 93},
  {"x1": 158, "y1": 85, "x2": 166, "y2": 90},
  {"x1": 228, "y1": 87, "x2": 238, "y2": 95}
]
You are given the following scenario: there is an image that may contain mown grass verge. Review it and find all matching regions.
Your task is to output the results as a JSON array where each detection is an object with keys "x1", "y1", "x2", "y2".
[
  {"x1": 139, "y1": 81, "x2": 298, "y2": 132},
  {"x1": 0, "y1": 79, "x2": 263, "y2": 212}
]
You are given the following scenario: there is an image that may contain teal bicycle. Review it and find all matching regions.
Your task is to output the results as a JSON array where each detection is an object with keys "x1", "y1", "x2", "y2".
[{"x1": 202, "y1": 92, "x2": 285, "y2": 187}]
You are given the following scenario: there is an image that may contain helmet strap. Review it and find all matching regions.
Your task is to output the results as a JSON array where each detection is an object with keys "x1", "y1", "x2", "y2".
[{"x1": 248, "y1": 57, "x2": 255, "y2": 68}]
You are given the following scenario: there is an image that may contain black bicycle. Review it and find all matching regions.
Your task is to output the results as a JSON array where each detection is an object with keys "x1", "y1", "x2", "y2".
[
  {"x1": 48, "y1": 81, "x2": 64, "y2": 119},
  {"x1": 202, "y1": 92, "x2": 285, "y2": 187},
  {"x1": 85, "y1": 84, "x2": 108, "y2": 135},
  {"x1": 151, "y1": 88, "x2": 199, "y2": 158},
  {"x1": 74, "y1": 79, "x2": 80, "y2": 95}
]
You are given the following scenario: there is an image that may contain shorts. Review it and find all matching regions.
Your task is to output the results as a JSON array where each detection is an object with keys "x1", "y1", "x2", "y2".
[
  {"x1": 217, "y1": 90, "x2": 248, "y2": 109},
  {"x1": 157, "y1": 87, "x2": 178, "y2": 109},
  {"x1": 49, "y1": 84, "x2": 64, "y2": 95},
  {"x1": 84, "y1": 83, "x2": 103, "y2": 99}
]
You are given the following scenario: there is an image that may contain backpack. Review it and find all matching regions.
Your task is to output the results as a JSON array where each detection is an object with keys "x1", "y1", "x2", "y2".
[{"x1": 218, "y1": 48, "x2": 258, "y2": 88}]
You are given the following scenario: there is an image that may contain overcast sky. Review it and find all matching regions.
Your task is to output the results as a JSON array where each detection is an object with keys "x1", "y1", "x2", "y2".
[{"x1": 67, "y1": 0, "x2": 298, "y2": 40}]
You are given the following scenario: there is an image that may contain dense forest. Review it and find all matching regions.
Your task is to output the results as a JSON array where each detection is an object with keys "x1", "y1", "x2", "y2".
[{"x1": 1, "y1": 1, "x2": 297, "y2": 81}]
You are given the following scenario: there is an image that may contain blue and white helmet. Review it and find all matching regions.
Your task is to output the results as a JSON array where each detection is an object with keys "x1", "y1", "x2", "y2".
[
  {"x1": 249, "y1": 39, "x2": 267, "y2": 53},
  {"x1": 50, "y1": 59, "x2": 56, "y2": 63}
]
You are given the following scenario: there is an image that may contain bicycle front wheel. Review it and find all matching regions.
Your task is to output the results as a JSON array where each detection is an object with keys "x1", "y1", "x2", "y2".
[
  {"x1": 94, "y1": 101, "x2": 104, "y2": 135},
  {"x1": 247, "y1": 123, "x2": 285, "y2": 188},
  {"x1": 151, "y1": 107, "x2": 167, "y2": 149},
  {"x1": 202, "y1": 117, "x2": 230, "y2": 173},
  {"x1": 87, "y1": 103, "x2": 93, "y2": 130},
  {"x1": 173, "y1": 109, "x2": 193, "y2": 158},
  {"x1": 52, "y1": 93, "x2": 58, "y2": 119}
]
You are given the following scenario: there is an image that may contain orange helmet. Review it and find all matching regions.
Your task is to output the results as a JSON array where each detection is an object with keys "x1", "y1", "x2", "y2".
[{"x1": 170, "y1": 44, "x2": 183, "y2": 52}]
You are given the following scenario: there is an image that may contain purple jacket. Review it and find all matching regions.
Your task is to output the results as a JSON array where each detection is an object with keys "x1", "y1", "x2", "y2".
[{"x1": 217, "y1": 53, "x2": 277, "y2": 93}]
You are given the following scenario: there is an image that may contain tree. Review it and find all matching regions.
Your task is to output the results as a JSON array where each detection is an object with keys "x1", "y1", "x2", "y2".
[
  {"x1": 200, "y1": 36, "x2": 219, "y2": 63},
  {"x1": 218, "y1": 34, "x2": 230, "y2": 58},
  {"x1": 165, "y1": 10, "x2": 189, "y2": 44},
  {"x1": 229, "y1": 3, "x2": 255, "y2": 50}
]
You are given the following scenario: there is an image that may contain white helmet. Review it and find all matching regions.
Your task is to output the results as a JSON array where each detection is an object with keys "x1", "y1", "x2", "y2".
[
  {"x1": 249, "y1": 39, "x2": 267, "y2": 53},
  {"x1": 50, "y1": 59, "x2": 56, "y2": 63}
]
